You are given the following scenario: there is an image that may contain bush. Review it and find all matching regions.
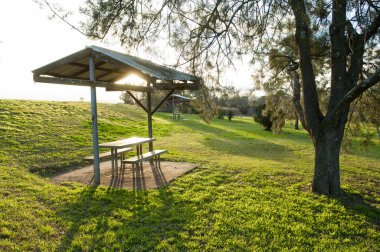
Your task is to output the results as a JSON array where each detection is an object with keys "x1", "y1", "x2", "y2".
[
  {"x1": 218, "y1": 107, "x2": 239, "y2": 121},
  {"x1": 217, "y1": 107, "x2": 226, "y2": 119},
  {"x1": 227, "y1": 110, "x2": 233, "y2": 121},
  {"x1": 254, "y1": 104, "x2": 272, "y2": 131}
]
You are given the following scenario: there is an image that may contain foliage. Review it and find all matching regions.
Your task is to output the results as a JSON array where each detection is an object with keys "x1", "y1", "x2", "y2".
[
  {"x1": 343, "y1": 85, "x2": 380, "y2": 151},
  {"x1": 356, "y1": 86, "x2": 380, "y2": 143},
  {"x1": 226, "y1": 109, "x2": 233, "y2": 121},
  {"x1": 120, "y1": 92, "x2": 135, "y2": 105},
  {"x1": 211, "y1": 86, "x2": 250, "y2": 115},
  {"x1": 190, "y1": 85, "x2": 218, "y2": 123},
  {"x1": 217, "y1": 107, "x2": 226, "y2": 119},
  {"x1": 254, "y1": 104, "x2": 273, "y2": 131},
  {"x1": 0, "y1": 100, "x2": 379, "y2": 251},
  {"x1": 217, "y1": 107, "x2": 239, "y2": 121},
  {"x1": 262, "y1": 91, "x2": 294, "y2": 133}
]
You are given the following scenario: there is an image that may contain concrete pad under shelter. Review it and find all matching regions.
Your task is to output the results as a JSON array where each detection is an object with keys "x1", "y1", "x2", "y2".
[{"x1": 52, "y1": 161, "x2": 198, "y2": 189}]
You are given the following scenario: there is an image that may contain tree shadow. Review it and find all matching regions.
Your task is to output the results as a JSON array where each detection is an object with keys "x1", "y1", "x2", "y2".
[
  {"x1": 162, "y1": 116, "x2": 299, "y2": 161},
  {"x1": 55, "y1": 184, "x2": 193, "y2": 251},
  {"x1": 337, "y1": 189, "x2": 380, "y2": 229},
  {"x1": 201, "y1": 137, "x2": 296, "y2": 161},
  {"x1": 107, "y1": 162, "x2": 169, "y2": 190}
]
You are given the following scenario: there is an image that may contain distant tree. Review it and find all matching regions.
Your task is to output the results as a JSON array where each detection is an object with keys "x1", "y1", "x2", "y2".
[
  {"x1": 217, "y1": 108, "x2": 226, "y2": 119},
  {"x1": 262, "y1": 91, "x2": 292, "y2": 133},
  {"x1": 120, "y1": 92, "x2": 135, "y2": 105},
  {"x1": 345, "y1": 85, "x2": 380, "y2": 148},
  {"x1": 254, "y1": 104, "x2": 273, "y2": 131},
  {"x1": 211, "y1": 86, "x2": 250, "y2": 115},
  {"x1": 226, "y1": 109, "x2": 234, "y2": 121}
]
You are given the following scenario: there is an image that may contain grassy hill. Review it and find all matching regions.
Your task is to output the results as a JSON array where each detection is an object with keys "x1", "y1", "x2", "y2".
[{"x1": 0, "y1": 99, "x2": 379, "y2": 251}]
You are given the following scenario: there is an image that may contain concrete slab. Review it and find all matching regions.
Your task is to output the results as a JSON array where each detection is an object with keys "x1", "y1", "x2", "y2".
[{"x1": 52, "y1": 161, "x2": 198, "y2": 189}]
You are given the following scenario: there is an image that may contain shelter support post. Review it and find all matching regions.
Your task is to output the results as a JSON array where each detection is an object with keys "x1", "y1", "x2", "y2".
[
  {"x1": 147, "y1": 88, "x2": 153, "y2": 151},
  {"x1": 89, "y1": 56, "x2": 101, "y2": 185}
]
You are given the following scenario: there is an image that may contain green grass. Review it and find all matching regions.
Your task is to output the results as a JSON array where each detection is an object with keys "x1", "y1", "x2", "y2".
[{"x1": 0, "y1": 99, "x2": 379, "y2": 251}]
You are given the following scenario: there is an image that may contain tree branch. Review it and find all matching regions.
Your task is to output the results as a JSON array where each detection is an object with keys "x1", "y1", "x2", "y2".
[
  {"x1": 363, "y1": 13, "x2": 380, "y2": 42},
  {"x1": 43, "y1": 0, "x2": 93, "y2": 38},
  {"x1": 289, "y1": 69, "x2": 308, "y2": 131},
  {"x1": 289, "y1": 0, "x2": 323, "y2": 132},
  {"x1": 345, "y1": 20, "x2": 365, "y2": 90},
  {"x1": 324, "y1": 70, "x2": 380, "y2": 125}
]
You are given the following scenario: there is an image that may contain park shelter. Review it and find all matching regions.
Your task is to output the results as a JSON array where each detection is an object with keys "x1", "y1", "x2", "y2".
[
  {"x1": 169, "y1": 94, "x2": 191, "y2": 107},
  {"x1": 32, "y1": 45, "x2": 201, "y2": 184},
  {"x1": 168, "y1": 94, "x2": 191, "y2": 119}
]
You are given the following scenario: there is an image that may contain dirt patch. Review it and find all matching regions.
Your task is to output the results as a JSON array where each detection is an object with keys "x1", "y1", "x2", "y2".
[{"x1": 52, "y1": 161, "x2": 198, "y2": 189}]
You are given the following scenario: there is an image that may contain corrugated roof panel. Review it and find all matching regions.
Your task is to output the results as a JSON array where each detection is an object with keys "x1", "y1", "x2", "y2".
[
  {"x1": 170, "y1": 94, "x2": 191, "y2": 101},
  {"x1": 91, "y1": 46, "x2": 199, "y2": 81},
  {"x1": 33, "y1": 46, "x2": 200, "y2": 90},
  {"x1": 48, "y1": 65, "x2": 81, "y2": 77},
  {"x1": 98, "y1": 72, "x2": 121, "y2": 82}
]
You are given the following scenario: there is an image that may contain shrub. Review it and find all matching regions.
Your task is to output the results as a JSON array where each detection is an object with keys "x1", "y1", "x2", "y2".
[{"x1": 254, "y1": 104, "x2": 272, "y2": 131}]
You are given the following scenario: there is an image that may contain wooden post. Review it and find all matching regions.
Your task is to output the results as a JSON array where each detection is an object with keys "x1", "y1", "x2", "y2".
[
  {"x1": 89, "y1": 56, "x2": 100, "y2": 185},
  {"x1": 172, "y1": 98, "x2": 176, "y2": 120},
  {"x1": 147, "y1": 86, "x2": 153, "y2": 151}
]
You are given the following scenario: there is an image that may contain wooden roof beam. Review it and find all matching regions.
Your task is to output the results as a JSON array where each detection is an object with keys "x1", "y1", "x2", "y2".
[
  {"x1": 33, "y1": 74, "x2": 109, "y2": 87},
  {"x1": 34, "y1": 74, "x2": 153, "y2": 93},
  {"x1": 106, "y1": 83, "x2": 154, "y2": 92},
  {"x1": 153, "y1": 82, "x2": 199, "y2": 90}
]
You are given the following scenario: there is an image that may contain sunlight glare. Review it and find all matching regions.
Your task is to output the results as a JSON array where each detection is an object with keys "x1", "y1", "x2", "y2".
[{"x1": 115, "y1": 74, "x2": 146, "y2": 85}]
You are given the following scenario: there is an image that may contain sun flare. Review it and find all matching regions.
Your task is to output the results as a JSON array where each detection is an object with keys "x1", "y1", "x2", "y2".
[{"x1": 115, "y1": 74, "x2": 146, "y2": 85}]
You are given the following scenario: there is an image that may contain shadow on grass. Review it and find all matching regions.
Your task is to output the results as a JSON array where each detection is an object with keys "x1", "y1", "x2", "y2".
[
  {"x1": 338, "y1": 189, "x2": 380, "y2": 229},
  {"x1": 201, "y1": 137, "x2": 296, "y2": 161},
  {"x1": 55, "y1": 185, "x2": 193, "y2": 251},
  {"x1": 159, "y1": 115, "x2": 300, "y2": 161},
  {"x1": 108, "y1": 162, "x2": 169, "y2": 190}
]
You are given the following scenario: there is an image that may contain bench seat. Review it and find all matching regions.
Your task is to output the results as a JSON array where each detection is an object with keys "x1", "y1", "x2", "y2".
[
  {"x1": 83, "y1": 147, "x2": 133, "y2": 162},
  {"x1": 122, "y1": 150, "x2": 167, "y2": 169}
]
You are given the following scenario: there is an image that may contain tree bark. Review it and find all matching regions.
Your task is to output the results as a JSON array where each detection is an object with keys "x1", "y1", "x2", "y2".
[
  {"x1": 294, "y1": 113, "x2": 299, "y2": 130},
  {"x1": 312, "y1": 108, "x2": 348, "y2": 195},
  {"x1": 313, "y1": 132, "x2": 341, "y2": 195}
]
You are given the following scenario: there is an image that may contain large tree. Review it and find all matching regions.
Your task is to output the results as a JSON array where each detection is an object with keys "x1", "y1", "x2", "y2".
[{"x1": 76, "y1": 0, "x2": 380, "y2": 195}]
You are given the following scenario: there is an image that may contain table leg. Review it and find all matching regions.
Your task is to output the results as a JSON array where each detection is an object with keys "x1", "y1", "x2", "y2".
[
  {"x1": 115, "y1": 149, "x2": 118, "y2": 175},
  {"x1": 111, "y1": 148, "x2": 115, "y2": 176},
  {"x1": 139, "y1": 144, "x2": 143, "y2": 169},
  {"x1": 136, "y1": 145, "x2": 140, "y2": 169}
]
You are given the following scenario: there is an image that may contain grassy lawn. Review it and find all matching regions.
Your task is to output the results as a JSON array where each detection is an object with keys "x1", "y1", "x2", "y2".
[{"x1": 0, "y1": 99, "x2": 379, "y2": 251}]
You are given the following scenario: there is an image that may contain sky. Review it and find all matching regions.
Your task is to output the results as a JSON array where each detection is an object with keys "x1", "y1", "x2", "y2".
[{"x1": 0, "y1": 0, "x2": 257, "y2": 103}]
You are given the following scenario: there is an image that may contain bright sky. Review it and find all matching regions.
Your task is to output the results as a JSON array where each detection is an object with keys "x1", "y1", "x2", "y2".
[{"x1": 0, "y1": 0, "x2": 257, "y2": 103}]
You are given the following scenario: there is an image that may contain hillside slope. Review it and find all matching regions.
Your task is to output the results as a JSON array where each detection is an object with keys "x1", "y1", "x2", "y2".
[{"x1": 0, "y1": 100, "x2": 379, "y2": 251}]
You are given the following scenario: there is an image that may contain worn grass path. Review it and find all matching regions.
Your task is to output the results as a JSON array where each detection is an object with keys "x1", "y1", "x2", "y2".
[{"x1": 0, "y1": 100, "x2": 379, "y2": 251}]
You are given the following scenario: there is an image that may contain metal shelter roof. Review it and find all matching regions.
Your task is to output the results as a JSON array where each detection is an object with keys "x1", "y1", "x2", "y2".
[
  {"x1": 32, "y1": 45, "x2": 200, "y2": 92},
  {"x1": 169, "y1": 94, "x2": 191, "y2": 102}
]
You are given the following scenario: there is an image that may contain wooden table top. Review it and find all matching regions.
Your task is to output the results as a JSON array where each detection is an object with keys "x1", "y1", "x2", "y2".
[{"x1": 99, "y1": 137, "x2": 155, "y2": 149}]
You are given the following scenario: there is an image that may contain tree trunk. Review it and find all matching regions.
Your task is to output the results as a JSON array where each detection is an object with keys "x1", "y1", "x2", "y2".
[
  {"x1": 294, "y1": 112, "x2": 299, "y2": 130},
  {"x1": 312, "y1": 119, "x2": 346, "y2": 195}
]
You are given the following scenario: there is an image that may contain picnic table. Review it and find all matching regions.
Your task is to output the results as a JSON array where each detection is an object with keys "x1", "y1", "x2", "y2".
[
  {"x1": 172, "y1": 112, "x2": 183, "y2": 120},
  {"x1": 99, "y1": 137, "x2": 155, "y2": 174}
]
